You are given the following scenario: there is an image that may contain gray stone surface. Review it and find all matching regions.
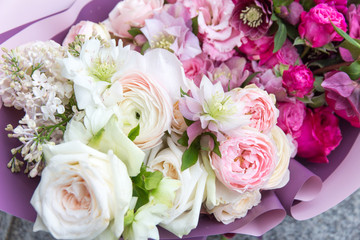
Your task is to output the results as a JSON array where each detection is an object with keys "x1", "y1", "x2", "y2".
[{"x1": 1, "y1": 189, "x2": 360, "y2": 240}]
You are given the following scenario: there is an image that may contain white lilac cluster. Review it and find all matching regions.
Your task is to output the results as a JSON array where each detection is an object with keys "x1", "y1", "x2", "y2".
[{"x1": 0, "y1": 41, "x2": 73, "y2": 176}]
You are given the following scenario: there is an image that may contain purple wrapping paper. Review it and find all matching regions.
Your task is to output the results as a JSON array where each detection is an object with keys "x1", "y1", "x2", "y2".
[{"x1": 0, "y1": 0, "x2": 360, "y2": 238}]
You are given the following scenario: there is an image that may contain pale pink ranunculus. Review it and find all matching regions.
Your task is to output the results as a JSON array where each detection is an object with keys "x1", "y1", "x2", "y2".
[
  {"x1": 277, "y1": 100, "x2": 306, "y2": 139},
  {"x1": 62, "y1": 21, "x2": 110, "y2": 46},
  {"x1": 282, "y1": 65, "x2": 315, "y2": 98},
  {"x1": 104, "y1": 0, "x2": 164, "y2": 38},
  {"x1": 232, "y1": 85, "x2": 279, "y2": 133},
  {"x1": 197, "y1": 0, "x2": 243, "y2": 61},
  {"x1": 296, "y1": 107, "x2": 342, "y2": 163},
  {"x1": 210, "y1": 129, "x2": 278, "y2": 193},
  {"x1": 298, "y1": 3, "x2": 347, "y2": 48}
]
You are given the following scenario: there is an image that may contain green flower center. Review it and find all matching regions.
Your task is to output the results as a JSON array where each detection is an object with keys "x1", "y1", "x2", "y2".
[
  {"x1": 151, "y1": 34, "x2": 175, "y2": 52},
  {"x1": 206, "y1": 92, "x2": 236, "y2": 120},
  {"x1": 240, "y1": 6, "x2": 263, "y2": 28},
  {"x1": 89, "y1": 58, "x2": 117, "y2": 83}
]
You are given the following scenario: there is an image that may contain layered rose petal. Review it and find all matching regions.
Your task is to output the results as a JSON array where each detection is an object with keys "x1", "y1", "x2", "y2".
[
  {"x1": 210, "y1": 129, "x2": 278, "y2": 192},
  {"x1": 282, "y1": 65, "x2": 315, "y2": 98},
  {"x1": 277, "y1": 100, "x2": 307, "y2": 138}
]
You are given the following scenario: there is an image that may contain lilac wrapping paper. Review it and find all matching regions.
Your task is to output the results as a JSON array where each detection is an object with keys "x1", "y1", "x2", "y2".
[{"x1": 0, "y1": 0, "x2": 360, "y2": 238}]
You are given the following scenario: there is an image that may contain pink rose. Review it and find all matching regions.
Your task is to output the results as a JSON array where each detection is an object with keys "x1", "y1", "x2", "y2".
[
  {"x1": 62, "y1": 21, "x2": 110, "y2": 46},
  {"x1": 298, "y1": 3, "x2": 347, "y2": 48},
  {"x1": 322, "y1": 71, "x2": 360, "y2": 127},
  {"x1": 277, "y1": 100, "x2": 306, "y2": 138},
  {"x1": 104, "y1": 0, "x2": 164, "y2": 38},
  {"x1": 314, "y1": 0, "x2": 348, "y2": 15},
  {"x1": 282, "y1": 65, "x2": 315, "y2": 98},
  {"x1": 296, "y1": 107, "x2": 342, "y2": 163},
  {"x1": 232, "y1": 85, "x2": 279, "y2": 133},
  {"x1": 181, "y1": 53, "x2": 214, "y2": 86},
  {"x1": 263, "y1": 39, "x2": 302, "y2": 68},
  {"x1": 211, "y1": 129, "x2": 277, "y2": 192},
  {"x1": 238, "y1": 36, "x2": 274, "y2": 62}
]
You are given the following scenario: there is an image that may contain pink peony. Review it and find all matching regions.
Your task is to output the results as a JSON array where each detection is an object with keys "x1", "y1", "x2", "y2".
[
  {"x1": 230, "y1": 0, "x2": 273, "y2": 40},
  {"x1": 104, "y1": 0, "x2": 164, "y2": 38},
  {"x1": 197, "y1": 0, "x2": 243, "y2": 61},
  {"x1": 314, "y1": 0, "x2": 348, "y2": 15},
  {"x1": 298, "y1": 3, "x2": 347, "y2": 48},
  {"x1": 181, "y1": 53, "x2": 214, "y2": 86},
  {"x1": 277, "y1": 100, "x2": 306, "y2": 138},
  {"x1": 282, "y1": 65, "x2": 315, "y2": 98},
  {"x1": 211, "y1": 129, "x2": 278, "y2": 192},
  {"x1": 322, "y1": 71, "x2": 360, "y2": 127},
  {"x1": 296, "y1": 107, "x2": 342, "y2": 163},
  {"x1": 232, "y1": 85, "x2": 279, "y2": 133}
]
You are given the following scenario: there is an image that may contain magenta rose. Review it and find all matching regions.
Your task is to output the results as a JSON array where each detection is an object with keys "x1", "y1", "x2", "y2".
[
  {"x1": 277, "y1": 100, "x2": 306, "y2": 139},
  {"x1": 263, "y1": 39, "x2": 302, "y2": 68},
  {"x1": 322, "y1": 71, "x2": 360, "y2": 127},
  {"x1": 282, "y1": 65, "x2": 315, "y2": 98},
  {"x1": 298, "y1": 3, "x2": 347, "y2": 48},
  {"x1": 314, "y1": 0, "x2": 348, "y2": 15},
  {"x1": 211, "y1": 129, "x2": 277, "y2": 192},
  {"x1": 238, "y1": 36, "x2": 274, "y2": 62},
  {"x1": 296, "y1": 107, "x2": 342, "y2": 163}
]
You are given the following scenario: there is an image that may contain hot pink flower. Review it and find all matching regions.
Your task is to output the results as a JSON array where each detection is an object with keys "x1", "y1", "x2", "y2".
[
  {"x1": 238, "y1": 36, "x2": 274, "y2": 62},
  {"x1": 210, "y1": 129, "x2": 278, "y2": 192},
  {"x1": 296, "y1": 107, "x2": 342, "y2": 163},
  {"x1": 322, "y1": 71, "x2": 360, "y2": 127},
  {"x1": 277, "y1": 100, "x2": 306, "y2": 138},
  {"x1": 282, "y1": 65, "x2": 315, "y2": 98},
  {"x1": 298, "y1": 3, "x2": 347, "y2": 48},
  {"x1": 280, "y1": 1, "x2": 304, "y2": 26},
  {"x1": 340, "y1": 4, "x2": 360, "y2": 62},
  {"x1": 263, "y1": 39, "x2": 302, "y2": 68},
  {"x1": 314, "y1": 0, "x2": 348, "y2": 15}
]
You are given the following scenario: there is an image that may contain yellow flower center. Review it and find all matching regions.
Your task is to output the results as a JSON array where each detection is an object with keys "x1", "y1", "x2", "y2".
[
  {"x1": 151, "y1": 34, "x2": 175, "y2": 52},
  {"x1": 89, "y1": 58, "x2": 116, "y2": 83},
  {"x1": 240, "y1": 6, "x2": 263, "y2": 28}
]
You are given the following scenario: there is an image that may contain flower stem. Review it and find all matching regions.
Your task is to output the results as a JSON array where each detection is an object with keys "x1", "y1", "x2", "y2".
[
  {"x1": 300, "y1": 46, "x2": 310, "y2": 59},
  {"x1": 313, "y1": 62, "x2": 352, "y2": 75}
]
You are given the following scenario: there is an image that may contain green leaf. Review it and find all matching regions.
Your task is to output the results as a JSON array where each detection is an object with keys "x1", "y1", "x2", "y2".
[
  {"x1": 144, "y1": 171, "x2": 163, "y2": 191},
  {"x1": 340, "y1": 60, "x2": 360, "y2": 80},
  {"x1": 308, "y1": 94, "x2": 326, "y2": 108},
  {"x1": 184, "y1": 118, "x2": 194, "y2": 126},
  {"x1": 313, "y1": 76, "x2": 325, "y2": 92},
  {"x1": 181, "y1": 137, "x2": 200, "y2": 171},
  {"x1": 297, "y1": 96, "x2": 313, "y2": 104},
  {"x1": 340, "y1": 39, "x2": 360, "y2": 60},
  {"x1": 180, "y1": 87, "x2": 189, "y2": 97},
  {"x1": 300, "y1": 0, "x2": 315, "y2": 11},
  {"x1": 177, "y1": 131, "x2": 189, "y2": 147},
  {"x1": 192, "y1": 16, "x2": 199, "y2": 36},
  {"x1": 133, "y1": 186, "x2": 149, "y2": 211},
  {"x1": 128, "y1": 27, "x2": 142, "y2": 37},
  {"x1": 241, "y1": 72, "x2": 261, "y2": 88},
  {"x1": 273, "y1": 0, "x2": 294, "y2": 13},
  {"x1": 128, "y1": 124, "x2": 140, "y2": 141},
  {"x1": 331, "y1": 21, "x2": 360, "y2": 49},
  {"x1": 285, "y1": 22, "x2": 299, "y2": 40},
  {"x1": 141, "y1": 41, "x2": 150, "y2": 55},
  {"x1": 273, "y1": 20, "x2": 287, "y2": 53},
  {"x1": 293, "y1": 37, "x2": 306, "y2": 46},
  {"x1": 124, "y1": 209, "x2": 135, "y2": 227}
]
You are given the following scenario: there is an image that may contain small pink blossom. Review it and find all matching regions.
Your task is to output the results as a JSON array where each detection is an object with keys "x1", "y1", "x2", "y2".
[
  {"x1": 277, "y1": 100, "x2": 306, "y2": 138},
  {"x1": 181, "y1": 53, "x2": 214, "y2": 86},
  {"x1": 298, "y1": 3, "x2": 347, "y2": 48},
  {"x1": 210, "y1": 129, "x2": 278, "y2": 192},
  {"x1": 296, "y1": 107, "x2": 342, "y2": 163},
  {"x1": 282, "y1": 65, "x2": 315, "y2": 98}
]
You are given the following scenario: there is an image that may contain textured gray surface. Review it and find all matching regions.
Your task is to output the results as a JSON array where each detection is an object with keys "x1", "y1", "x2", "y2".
[{"x1": 1, "y1": 188, "x2": 360, "y2": 240}]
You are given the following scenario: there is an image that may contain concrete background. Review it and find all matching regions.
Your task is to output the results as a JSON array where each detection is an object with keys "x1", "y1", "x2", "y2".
[{"x1": 1, "y1": 189, "x2": 360, "y2": 240}]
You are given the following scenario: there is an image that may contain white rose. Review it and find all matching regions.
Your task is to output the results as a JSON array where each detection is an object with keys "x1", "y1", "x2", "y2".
[
  {"x1": 31, "y1": 141, "x2": 132, "y2": 240},
  {"x1": 147, "y1": 137, "x2": 208, "y2": 237},
  {"x1": 263, "y1": 126, "x2": 291, "y2": 190}
]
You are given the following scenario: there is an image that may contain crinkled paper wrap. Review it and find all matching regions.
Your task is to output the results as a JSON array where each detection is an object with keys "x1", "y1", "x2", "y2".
[{"x1": 0, "y1": 0, "x2": 359, "y2": 239}]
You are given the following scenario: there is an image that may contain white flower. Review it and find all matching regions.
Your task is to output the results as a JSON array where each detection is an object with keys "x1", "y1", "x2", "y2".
[
  {"x1": 31, "y1": 141, "x2": 132, "y2": 240},
  {"x1": 147, "y1": 137, "x2": 208, "y2": 237}
]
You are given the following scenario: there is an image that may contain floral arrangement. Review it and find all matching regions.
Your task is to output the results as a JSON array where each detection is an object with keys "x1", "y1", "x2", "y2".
[{"x1": 0, "y1": 0, "x2": 360, "y2": 239}]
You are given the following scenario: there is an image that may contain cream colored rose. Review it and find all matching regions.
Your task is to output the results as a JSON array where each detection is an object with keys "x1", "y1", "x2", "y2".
[
  {"x1": 31, "y1": 141, "x2": 132, "y2": 240},
  {"x1": 207, "y1": 180, "x2": 261, "y2": 224},
  {"x1": 263, "y1": 126, "x2": 291, "y2": 190},
  {"x1": 147, "y1": 137, "x2": 207, "y2": 237}
]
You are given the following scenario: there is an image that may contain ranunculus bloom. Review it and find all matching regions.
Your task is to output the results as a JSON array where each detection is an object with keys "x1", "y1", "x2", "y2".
[
  {"x1": 230, "y1": 0, "x2": 273, "y2": 40},
  {"x1": 322, "y1": 71, "x2": 360, "y2": 127},
  {"x1": 211, "y1": 129, "x2": 278, "y2": 192},
  {"x1": 197, "y1": 0, "x2": 243, "y2": 61},
  {"x1": 62, "y1": 21, "x2": 110, "y2": 46},
  {"x1": 298, "y1": 3, "x2": 347, "y2": 48},
  {"x1": 314, "y1": 0, "x2": 348, "y2": 15},
  {"x1": 232, "y1": 84, "x2": 279, "y2": 133},
  {"x1": 277, "y1": 100, "x2": 307, "y2": 138},
  {"x1": 340, "y1": 4, "x2": 360, "y2": 62},
  {"x1": 282, "y1": 65, "x2": 315, "y2": 98},
  {"x1": 296, "y1": 107, "x2": 342, "y2": 163},
  {"x1": 104, "y1": 0, "x2": 164, "y2": 38},
  {"x1": 31, "y1": 141, "x2": 132, "y2": 239}
]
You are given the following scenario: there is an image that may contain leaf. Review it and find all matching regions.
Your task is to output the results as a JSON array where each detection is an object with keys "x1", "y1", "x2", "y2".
[
  {"x1": 124, "y1": 209, "x2": 134, "y2": 227},
  {"x1": 180, "y1": 87, "x2": 189, "y2": 97},
  {"x1": 273, "y1": 0, "x2": 294, "y2": 14},
  {"x1": 293, "y1": 37, "x2": 306, "y2": 46},
  {"x1": 132, "y1": 186, "x2": 149, "y2": 211},
  {"x1": 300, "y1": 0, "x2": 315, "y2": 11},
  {"x1": 144, "y1": 171, "x2": 163, "y2": 191},
  {"x1": 308, "y1": 94, "x2": 326, "y2": 108},
  {"x1": 184, "y1": 118, "x2": 194, "y2": 126},
  {"x1": 331, "y1": 21, "x2": 360, "y2": 49},
  {"x1": 340, "y1": 39, "x2": 360, "y2": 60},
  {"x1": 177, "y1": 131, "x2": 189, "y2": 147},
  {"x1": 181, "y1": 137, "x2": 200, "y2": 171},
  {"x1": 297, "y1": 96, "x2": 313, "y2": 104},
  {"x1": 88, "y1": 128, "x2": 105, "y2": 147},
  {"x1": 241, "y1": 72, "x2": 261, "y2": 88},
  {"x1": 128, "y1": 27, "x2": 142, "y2": 37},
  {"x1": 192, "y1": 16, "x2": 199, "y2": 36},
  {"x1": 273, "y1": 19, "x2": 287, "y2": 53},
  {"x1": 128, "y1": 124, "x2": 140, "y2": 141},
  {"x1": 313, "y1": 76, "x2": 325, "y2": 92},
  {"x1": 340, "y1": 60, "x2": 360, "y2": 80},
  {"x1": 141, "y1": 41, "x2": 150, "y2": 55},
  {"x1": 285, "y1": 22, "x2": 299, "y2": 40}
]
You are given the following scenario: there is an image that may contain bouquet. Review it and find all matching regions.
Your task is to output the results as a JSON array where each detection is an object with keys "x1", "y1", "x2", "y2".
[{"x1": 0, "y1": 0, "x2": 359, "y2": 239}]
